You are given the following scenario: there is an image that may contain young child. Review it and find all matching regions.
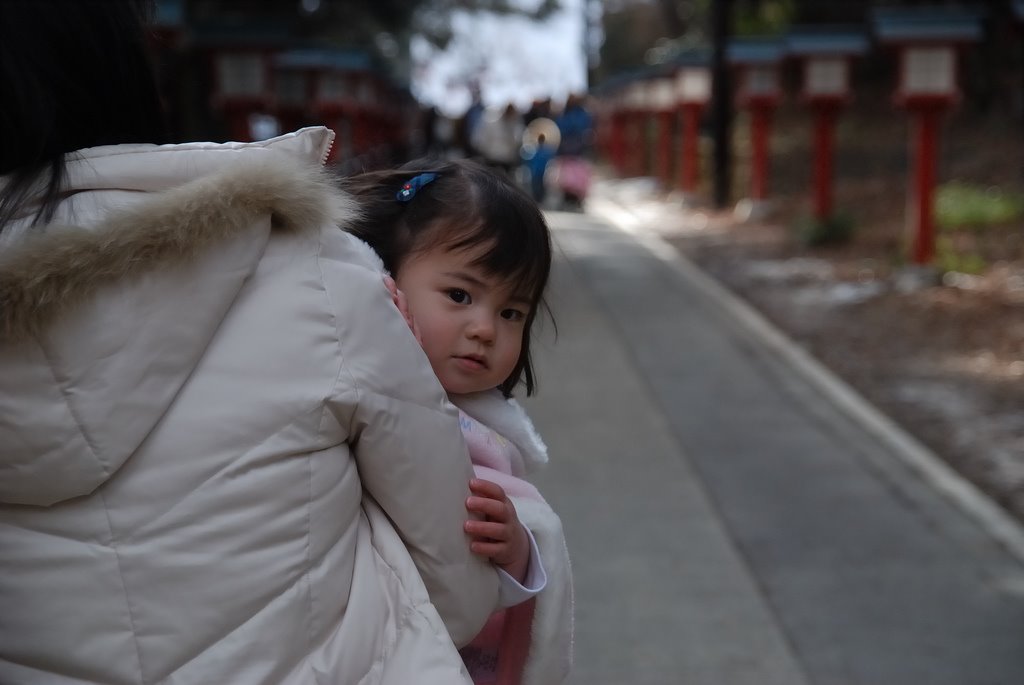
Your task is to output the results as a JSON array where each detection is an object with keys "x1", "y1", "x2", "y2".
[{"x1": 343, "y1": 159, "x2": 572, "y2": 685}]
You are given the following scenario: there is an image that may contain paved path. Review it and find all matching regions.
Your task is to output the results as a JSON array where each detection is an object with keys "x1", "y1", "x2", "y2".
[{"x1": 522, "y1": 204, "x2": 1024, "y2": 685}]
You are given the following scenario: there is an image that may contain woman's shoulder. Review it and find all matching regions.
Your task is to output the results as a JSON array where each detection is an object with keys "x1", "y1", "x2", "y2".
[{"x1": 329, "y1": 233, "x2": 386, "y2": 274}]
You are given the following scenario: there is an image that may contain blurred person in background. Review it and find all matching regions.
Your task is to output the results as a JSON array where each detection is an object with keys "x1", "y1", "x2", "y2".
[
  {"x1": 523, "y1": 98, "x2": 552, "y2": 127},
  {"x1": 458, "y1": 84, "x2": 487, "y2": 159},
  {"x1": 549, "y1": 94, "x2": 594, "y2": 210},
  {"x1": 0, "y1": 1, "x2": 502, "y2": 683},
  {"x1": 522, "y1": 132, "x2": 557, "y2": 205},
  {"x1": 471, "y1": 103, "x2": 526, "y2": 179},
  {"x1": 521, "y1": 116, "x2": 561, "y2": 207},
  {"x1": 553, "y1": 94, "x2": 593, "y2": 159},
  {"x1": 423, "y1": 105, "x2": 457, "y2": 159}
]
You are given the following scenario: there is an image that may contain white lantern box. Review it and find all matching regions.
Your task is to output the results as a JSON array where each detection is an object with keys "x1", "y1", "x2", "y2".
[
  {"x1": 742, "y1": 66, "x2": 780, "y2": 99},
  {"x1": 901, "y1": 46, "x2": 956, "y2": 97},
  {"x1": 216, "y1": 52, "x2": 265, "y2": 98},
  {"x1": 676, "y1": 68, "x2": 711, "y2": 105},
  {"x1": 649, "y1": 79, "x2": 677, "y2": 111},
  {"x1": 318, "y1": 73, "x2": 351, "y2": 104},
  {"x1": 804, "y1": 57, "x2": 849, "y2": 98}
]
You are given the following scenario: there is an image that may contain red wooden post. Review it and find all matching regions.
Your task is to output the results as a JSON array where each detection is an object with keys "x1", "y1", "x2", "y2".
[
  {"x1": 795, "y1": 49, "x2": 860, "y2": 222},
  {"x1": 223, "y1": 109, "x2": 251, "y2": 142},
  {"x1": 811, "y1": 102, "x2": 839, "y2": 220},
  {"x1": 657, "y1": 110, "x2": 674, "y2": 185},
  {"x1": 730, "y1": 46, "x2": 783, "y2": 209},
  {"x1": 871, "y1": 8, "x2": 983, "y2": 264},
  {"x1": 644, "y1": 111, "x2": 657, "y2": 177},
  {"x1": 630, "y1": 111, "x2": 645, "y2": 177},
  {"x1": 673, "y1": 65, "x2": 711, "y2": 194},
  {"x1": 610, "y1": 112, "x2": 626, "y2": 174},
  {"x1": 910, "y1": 104, "x2": 940, "y2": 264},
  {"x1": 638, "y1": 111, "x2": 651, "y2": 177},
  {"x1": 351, "y1": 110, "x2": 367, "y2": 157},
  {"x1": 679, "y1": 104, "x2": 702, "y2": 192},
  {"x1": 749, "y1": 103, "x2": 773, "y2": 200},
  {"x1": 621, "y1": 111, "x2": 632, "y2": 176}
]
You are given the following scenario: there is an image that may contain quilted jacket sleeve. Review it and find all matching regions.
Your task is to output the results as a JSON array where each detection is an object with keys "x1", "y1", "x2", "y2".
[{"x1": 318, "y1": 229, "x2": 500, "y2": 646}]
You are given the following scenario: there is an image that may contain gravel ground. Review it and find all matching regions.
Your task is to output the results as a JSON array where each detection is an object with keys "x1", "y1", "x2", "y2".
[{"x1": 669, "y1": 218, "x2": 1024, "y2": 521}]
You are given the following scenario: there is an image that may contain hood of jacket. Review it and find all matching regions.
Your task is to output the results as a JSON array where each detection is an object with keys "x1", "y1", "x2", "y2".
[{"x1": 0, "y1": 127, "x2": 355, "y2": 506}]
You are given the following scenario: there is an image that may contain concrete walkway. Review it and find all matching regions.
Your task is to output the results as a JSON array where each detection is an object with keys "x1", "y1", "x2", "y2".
[{"x1": 522, "y1": 203, "x2": 1024, "y2": 685}]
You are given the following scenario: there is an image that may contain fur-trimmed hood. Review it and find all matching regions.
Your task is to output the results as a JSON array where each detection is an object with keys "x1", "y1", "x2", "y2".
[
  {"x1": 0, "y1": 127, "x2": 358, "y2": 506},
  {"x1": 0, "y1": 128, "x2": 351, "y2": 340}
]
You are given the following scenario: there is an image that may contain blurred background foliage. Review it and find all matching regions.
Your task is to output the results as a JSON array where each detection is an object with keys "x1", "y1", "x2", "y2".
[{"x1": 937, "y1": 183, "x2": 1024, "y2": 231}]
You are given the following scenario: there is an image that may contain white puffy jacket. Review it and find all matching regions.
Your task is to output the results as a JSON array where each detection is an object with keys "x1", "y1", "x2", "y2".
[{"x1": 0, "y1": 127, "x2": 499, "y2": 684}]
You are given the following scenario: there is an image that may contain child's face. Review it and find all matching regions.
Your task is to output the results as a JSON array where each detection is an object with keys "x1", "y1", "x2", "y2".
[{"x1": 395, "y1": 245, "x2": 529, "y2": 396}]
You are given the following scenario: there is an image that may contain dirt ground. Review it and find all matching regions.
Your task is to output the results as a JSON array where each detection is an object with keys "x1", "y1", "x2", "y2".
[{"x1": 614, "y1": 100, "x2": 1024, "y2": 522}]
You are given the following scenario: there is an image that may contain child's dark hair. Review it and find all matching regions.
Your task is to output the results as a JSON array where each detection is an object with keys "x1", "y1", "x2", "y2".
[{"x1": 344, "y1": 158, "x2": 552, "y2": 398}]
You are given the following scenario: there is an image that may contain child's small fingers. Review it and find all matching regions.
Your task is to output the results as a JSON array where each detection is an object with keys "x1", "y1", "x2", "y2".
[
  {"x1": 470, "y1": 540, "x2": 507, "y2": 558},
  {"x1": 465, "y1": 496, "x2": 508, "y2": 520},
  {"x1": 464, "y1": 520, "x2": 508, "y2": 540},
  {"x1": 468, "y1": 479, "x2": 506, "y2": 500}
]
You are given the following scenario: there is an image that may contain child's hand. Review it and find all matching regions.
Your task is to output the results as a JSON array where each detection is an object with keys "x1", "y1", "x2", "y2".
[
  {"x1": 464, "y1": 478, "x2": 530, "y2": 583},
  {"x1": 382, "y1": 274, "x2": 421, "y2": 344}
]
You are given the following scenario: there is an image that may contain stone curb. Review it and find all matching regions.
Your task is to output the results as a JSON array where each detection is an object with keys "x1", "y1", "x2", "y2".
[{"x1": 586, "y1": 192, "x2": 1024, "y2": 568}]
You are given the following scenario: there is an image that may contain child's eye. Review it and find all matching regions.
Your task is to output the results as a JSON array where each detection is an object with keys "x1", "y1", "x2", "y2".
[
  {"x1": 446, "y1": 288, "x2": 471, "y2": 304},
  {"x1": 501, "y1": 308, "x2": 526, "y2": 322}
]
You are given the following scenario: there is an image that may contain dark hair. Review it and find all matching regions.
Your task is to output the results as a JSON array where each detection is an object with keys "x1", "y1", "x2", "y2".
[
  {"x1": 344, "y1": 158, "x2": 553, "y2": 398},
  {"x1": 0, "y1": 0, "x2": 167, "y2": 230}
]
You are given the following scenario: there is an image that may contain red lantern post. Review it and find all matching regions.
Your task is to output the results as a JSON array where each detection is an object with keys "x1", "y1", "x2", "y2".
[
  {"x1": 209, "y1": 49, "x2": 274, "y2": 142},
  {"x1": 789, "y1": 32, "x2": 868, "y2": 222},
  {"x1": 592, "y1": 97, "x2": 611, "y2": 165},
  {"x1": 313, "y1": 69, "x2": 357, "y2": 165},
  {"x1": 650, "y1": 78, "x2": 677, "y2": 187},
  {"x1": 350, "y1": 74, "x2": 377, "y2": 159},
  {"x1": 273, "y1": 67, "x2": 312, "y2": 135},
  {"x1": 674, "y1": 66, "x2": 711, "y2": 196},
  {"x1": 873, "y1": 8, "x2": 982, "y2": 264},
  {"x1": 738, "y1": 65, "x2": 781, "y2": 202},
  {"x1": 637, "y1": 81, "x2": 659, "y2": 178},
  {"x1": 748, "y1": 97, "x2": 773, "y2": 200},
  {"x1": 624, "y1": 83, "x2": 647, "y2": 178},
  {"x1": 729, "y1": 39, "x2": 785, "y2": 213},
  {"x1": 909, "y1": 100, "x2": 943, "y2": 263},
  {"x1": 811, "y1": 101, "x2": 839, "y2": 218},
  {"x1": 610, "y1": 106, "x2": 628, "y2": 175},
  {"x1": 594, "y1": 83, "x2": 625, "y2": 174},
  {"x1": 898, "y1": 48, "x2": 960, "y2": 265}
]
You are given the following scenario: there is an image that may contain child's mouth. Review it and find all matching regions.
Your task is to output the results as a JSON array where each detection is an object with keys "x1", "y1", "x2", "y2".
[{"x1": 455, "y1": 355, "x2": 487, "y2": 371}]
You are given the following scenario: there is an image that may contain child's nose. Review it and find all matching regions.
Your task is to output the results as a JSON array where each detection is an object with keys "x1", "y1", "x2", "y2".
[{"x1": 466, "y1": 314, "x2": 496, "y2": 343}]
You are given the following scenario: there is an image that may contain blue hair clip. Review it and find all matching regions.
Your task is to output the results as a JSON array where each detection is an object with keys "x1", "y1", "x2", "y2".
[{"x1": 396, "y1": 172, "x2": 438, "y2": 202}]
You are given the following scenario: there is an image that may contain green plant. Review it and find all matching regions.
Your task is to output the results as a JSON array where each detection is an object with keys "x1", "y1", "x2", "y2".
[
  {"x1": 936, "y1": 182, "x2": 1024, "y2": 231},
  {"x1": 934, "y1": 235, "x2": 987, "y2": 274},
  {"x1": 795, "y1": 212, "x2": 855, "y2": 247},
  {"x1": 733, "y1": 0, "x2": 796, "y2": 35}
]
